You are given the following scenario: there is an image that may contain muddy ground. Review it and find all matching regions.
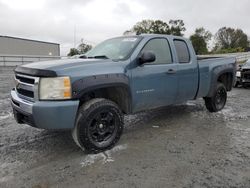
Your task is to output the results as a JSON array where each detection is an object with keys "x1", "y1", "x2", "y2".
[{"x1": 0, "y1": 66, "x2": 250, "y2": 188}]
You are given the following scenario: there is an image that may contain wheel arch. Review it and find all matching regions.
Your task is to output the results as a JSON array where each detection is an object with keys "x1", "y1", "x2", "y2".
[
  {"x1": 78, "y1": 84, "x2": 132, "y2": 114},
  {"x1": 207, "y1": 63, "x2": 235, "y2": 97},
  {"x1": 71, "y1": 74, "x2": 132, "y2": 114},
  {"x1": 217, "y1": 72, "x2": 234, "y2": 91}
]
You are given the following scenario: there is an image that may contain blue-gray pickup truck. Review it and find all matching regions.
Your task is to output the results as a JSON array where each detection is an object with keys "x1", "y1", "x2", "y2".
[{"x1": 11, "y1": 34, "x2": 236, "y2": 153}]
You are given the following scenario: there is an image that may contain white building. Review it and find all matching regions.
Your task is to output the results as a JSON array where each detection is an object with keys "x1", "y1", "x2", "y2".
[{"x1": 0, "y1": 35, "x2": 60, "y2": 56}]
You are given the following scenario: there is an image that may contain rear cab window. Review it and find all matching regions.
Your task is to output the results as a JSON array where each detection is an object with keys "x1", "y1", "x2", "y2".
[{"x1": 174, "y1": 40, "x2": 190, "y2": 63}]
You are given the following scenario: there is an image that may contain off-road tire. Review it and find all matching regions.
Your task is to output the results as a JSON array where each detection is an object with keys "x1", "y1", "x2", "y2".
[
  {"x1": 72, "y1": 98, "x2": 123, "y2": 153},
  {"x1": 204, "y1": 82, "x2": 227, "y2": 112}
]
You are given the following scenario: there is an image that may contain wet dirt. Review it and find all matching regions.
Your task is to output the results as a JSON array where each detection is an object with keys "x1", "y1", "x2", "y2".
[{"x1": 0, "y1": 67, "x2": 250, "y2": 188}]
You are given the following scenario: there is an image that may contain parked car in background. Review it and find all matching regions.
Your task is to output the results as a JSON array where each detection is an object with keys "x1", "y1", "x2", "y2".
[{"x1": 234, "y1": 59, "x2": 250, "y2": 88}]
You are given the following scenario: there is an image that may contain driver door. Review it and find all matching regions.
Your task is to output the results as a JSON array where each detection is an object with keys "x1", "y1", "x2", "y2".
[{"x1": 131, "y1": 38, "x2": 178, "y2": 112}]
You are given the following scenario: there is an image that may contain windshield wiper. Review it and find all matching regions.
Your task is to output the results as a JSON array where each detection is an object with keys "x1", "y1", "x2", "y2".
[{"x1": 87, "y1": 55, "x2": 109, "y2": 59}]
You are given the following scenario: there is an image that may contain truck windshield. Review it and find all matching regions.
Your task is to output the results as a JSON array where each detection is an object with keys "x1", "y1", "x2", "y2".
[{"x1": 85, "y1": 36, "x2": 142, "y2": 61}]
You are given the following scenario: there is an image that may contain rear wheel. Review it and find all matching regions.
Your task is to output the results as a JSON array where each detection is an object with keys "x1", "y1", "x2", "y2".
[
  {"x1": 204, "y1": 82, "x2": 227, "y2": 112},
  {"x1": 72, "y1": 98, "x2": 124, "y2": 153}
]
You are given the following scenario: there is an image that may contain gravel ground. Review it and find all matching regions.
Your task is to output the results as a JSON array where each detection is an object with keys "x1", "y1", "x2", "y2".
[{"x1": 0, "y1": 66, "x2": 250, "y2": 188}]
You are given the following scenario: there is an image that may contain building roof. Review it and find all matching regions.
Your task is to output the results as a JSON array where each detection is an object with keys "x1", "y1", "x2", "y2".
[{"x1": 0, "y1": 35, "x2": 59, "y2": 46}]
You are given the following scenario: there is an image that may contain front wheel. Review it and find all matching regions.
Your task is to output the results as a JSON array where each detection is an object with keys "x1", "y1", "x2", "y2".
[
  {"x1": 72, "y1": 98, "x2": 124, "y2": 153},
  {"x1": 204, "y1": 82, "x2": 227, "y2": 112}
]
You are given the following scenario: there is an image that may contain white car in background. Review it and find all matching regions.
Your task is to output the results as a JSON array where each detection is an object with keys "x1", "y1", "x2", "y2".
[{"x1": 235, "y1": 59, "x2": 250, "y2": 88}]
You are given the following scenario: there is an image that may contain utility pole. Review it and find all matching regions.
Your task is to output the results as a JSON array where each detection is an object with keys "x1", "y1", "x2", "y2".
[{"x1": 74, "y1": 24, "x2": 76, "y2": 48}]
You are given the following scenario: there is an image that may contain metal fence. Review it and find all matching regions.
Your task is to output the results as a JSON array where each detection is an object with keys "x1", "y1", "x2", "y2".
[
  {"x1": 199, "y1": 52, "x2": 250, "y2": 62},
  {"x1": 0, "y1": 52, "x2": 250, "y2": 67},
  {"x1": 233, "y1": 52, "x2": 250, "y2": 62},
  {"x1": 0, "y1": 54, "x2": 62, "y2": 66}
]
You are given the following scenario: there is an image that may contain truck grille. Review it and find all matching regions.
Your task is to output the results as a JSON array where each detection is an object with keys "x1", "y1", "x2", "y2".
[{"x1": 14, "y1": 74, "x2": 39, "y2": 102}]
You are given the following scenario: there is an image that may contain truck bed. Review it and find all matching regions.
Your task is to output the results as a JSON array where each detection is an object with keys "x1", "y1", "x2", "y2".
[{"x1": 196, "y1": 56, "x2": 236, "y2": 98}]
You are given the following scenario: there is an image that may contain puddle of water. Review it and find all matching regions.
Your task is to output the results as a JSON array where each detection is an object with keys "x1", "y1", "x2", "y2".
[
  {"x1": 186, "y1": 101, "x2": 196, "y2": 106},
  {"x1": 80, "y1": 144, "x2": 127, "y2": 167},
  {"x1": 0, "y1": 98, "x2": 12, "y2": 121},
  {"x1": 0, "y1": 111, "x2": 12, "y2": 120}
]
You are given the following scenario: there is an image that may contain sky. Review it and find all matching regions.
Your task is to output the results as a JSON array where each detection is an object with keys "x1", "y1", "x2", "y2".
[{"x1": 0, "y1": 0, "x2": 249, "y2": 55}]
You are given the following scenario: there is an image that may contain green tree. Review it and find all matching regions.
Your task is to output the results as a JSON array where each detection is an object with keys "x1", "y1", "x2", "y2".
[
  {"x1": 78, "y1": 43, "x2": 92, "y2": 54},
  {"x1": 124, "y1": 19, "x2": 186, "y2": 36},
  {"x1": 190, "y1": 27, "x2": 212, "y2": 54},
  {"x1": 214, "y1": 27, "x2": 249, "y2": 51},
  {"x1": 150, "y1": 20, "x2": 170, "y2": 34},
  {"x1": 124, "y1": 19, "x2": 169, "y2": 35},
  {"x1": 67, "y1": 43, "x2": 92, "y2": 56},
  {"x1": 169, "y1": 20, "x2": 186, "y2": 36},
  {"x1": 67, "y1": 48, "x2": 79, "y2": 56}
]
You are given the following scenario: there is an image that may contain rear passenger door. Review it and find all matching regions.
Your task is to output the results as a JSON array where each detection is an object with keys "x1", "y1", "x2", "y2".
[
  {"x1": 131, "y1": 38, "x2": 178, "y2": 112},
  {"x1": 174, "y1": 39, "x2": 199, "y2": 103}
]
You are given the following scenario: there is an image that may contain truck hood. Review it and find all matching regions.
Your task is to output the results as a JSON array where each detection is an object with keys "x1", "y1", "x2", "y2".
[
  {"x1": 17, "y1": 58, "x2": 127, "y2": 78},
  {"x1": 22, "y1": 58, "x2": 116, "y2": 71}
]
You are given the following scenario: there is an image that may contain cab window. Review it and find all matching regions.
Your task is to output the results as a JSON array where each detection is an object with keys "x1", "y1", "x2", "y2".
[
  {"x1": 174, "y1": 40, "x2": 190, "y2": 63},
  {"x1": 141, "y1": 38, "x2": 172, "y2": 64}
]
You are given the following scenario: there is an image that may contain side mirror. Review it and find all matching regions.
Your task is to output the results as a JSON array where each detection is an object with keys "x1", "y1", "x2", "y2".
[{"x1": 139, "y1": 51, "x2": 156, "y2": 64}]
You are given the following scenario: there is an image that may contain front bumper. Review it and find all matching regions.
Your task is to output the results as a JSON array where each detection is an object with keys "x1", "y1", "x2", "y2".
[
  {"x1": 235, "y1": 76, "x2": 250, "y2": 84},
  {"x1": 241, "y1": 78, "x2": 250, "y2": 84},
  {"x1": 11, "y1": 90, "x2": 79, "y2": 129}
]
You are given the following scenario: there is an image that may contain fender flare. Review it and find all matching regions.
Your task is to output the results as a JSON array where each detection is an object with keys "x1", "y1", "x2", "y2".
[
  {"x1": 71, "y1": 74, "x2": 132, "y2": 112},
  {"x1": 207, "y1": 63, "x2": 235, "y2": 97}
]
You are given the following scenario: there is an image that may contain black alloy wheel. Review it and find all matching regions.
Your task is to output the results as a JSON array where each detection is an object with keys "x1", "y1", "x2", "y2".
[
  {"x1": 88, "y1": 110, "x2": 118, "y2": 147},
  {"x1": 204, "y1": 82, "x2": 227, "y2": 112},
  {"x1": 72, "y1": 98, "x2": 123, "y2": 153}
]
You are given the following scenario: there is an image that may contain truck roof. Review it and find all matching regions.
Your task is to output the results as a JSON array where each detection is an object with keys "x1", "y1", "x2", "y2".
[{"x1": 131, "y1": 34, "x2": 188, "y2": 41}]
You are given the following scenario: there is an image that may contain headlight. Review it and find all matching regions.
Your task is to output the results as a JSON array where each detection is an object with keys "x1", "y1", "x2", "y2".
[
  {"x1": 39, "y1": 77, "x2": 71, "y2": 100},
  {"x1": 236, "y1": 71, "x2": 241, "y2": 77}
]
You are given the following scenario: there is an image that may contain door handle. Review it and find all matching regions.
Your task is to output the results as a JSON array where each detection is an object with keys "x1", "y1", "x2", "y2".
[{"x1": 166, "y1": 69, "x2": 176, "y2": 74}]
